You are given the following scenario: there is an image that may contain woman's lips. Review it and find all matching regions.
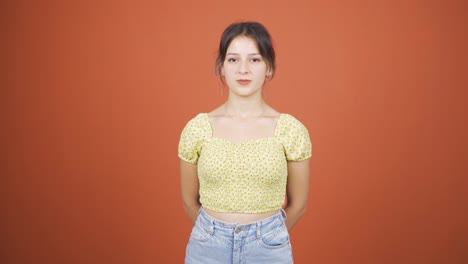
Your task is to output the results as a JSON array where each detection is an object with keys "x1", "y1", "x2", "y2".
[{"x1": 237, "y1": 79, "x2": 251, "y2": 85}]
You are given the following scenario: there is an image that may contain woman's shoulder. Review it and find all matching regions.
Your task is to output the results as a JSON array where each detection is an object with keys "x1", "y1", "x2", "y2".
[
  {"x1": 278, "y1": 113, "x2": 306, "y2": 126},
  {"x1": 276, "y1": 113, "x2": 309, "y2": 135},
  {"x1": 182, "y1": 112, "x2": 210, "y2": 131},
  {"x1": 186, "y1": 112, "x2": 208, "y2": 122}
]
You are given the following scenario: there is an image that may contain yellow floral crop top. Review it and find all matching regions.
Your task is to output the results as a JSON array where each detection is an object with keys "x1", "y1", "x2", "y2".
[{"x1": 178, "y1": 113, "x2": 312, "y2": 213}]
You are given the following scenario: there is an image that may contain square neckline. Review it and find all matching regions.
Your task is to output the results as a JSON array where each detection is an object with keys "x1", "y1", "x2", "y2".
[{"x1": 203, "y1": 113, "x2": 284, "y2": 145}]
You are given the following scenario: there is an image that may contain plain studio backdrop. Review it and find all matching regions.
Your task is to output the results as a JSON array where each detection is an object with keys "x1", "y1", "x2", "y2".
[{"x1": 1, "y1": 0, "x2": 467, "y2": 263}]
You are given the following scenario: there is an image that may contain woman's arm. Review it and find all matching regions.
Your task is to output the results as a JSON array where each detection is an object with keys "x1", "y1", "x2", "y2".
[
  {"x1": 180, "y1": 160, "x2": 201, "y2": 224},
  {"x1": 284, "y1": 158, "x2": 311, "y2": 231}
]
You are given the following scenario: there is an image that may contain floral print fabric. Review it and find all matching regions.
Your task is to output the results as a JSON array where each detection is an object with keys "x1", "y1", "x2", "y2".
[{"x1": 178, "y1": 113, "x2": 311, "y2": 213}]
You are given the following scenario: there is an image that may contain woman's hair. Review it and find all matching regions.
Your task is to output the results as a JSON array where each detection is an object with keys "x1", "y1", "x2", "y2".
[{"x1": 215, "y1": 21, "x2": 276, "y2": 79}]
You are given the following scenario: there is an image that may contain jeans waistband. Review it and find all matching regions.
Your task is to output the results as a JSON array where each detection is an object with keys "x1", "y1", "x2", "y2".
[{"x1": 198, "y1": 207, "x2": 287, "y2": 231}]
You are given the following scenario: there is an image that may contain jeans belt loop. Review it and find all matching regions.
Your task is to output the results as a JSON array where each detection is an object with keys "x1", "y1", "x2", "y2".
[
  {"x1": 210, "y1": 219, "x2": 214, "y2": 234},
  {"x1": 281, "y1": 208, "x2": 287, "y2": 221},
  {"x1": 256, "y1": 222, "x2": 261, "y2": 239}
]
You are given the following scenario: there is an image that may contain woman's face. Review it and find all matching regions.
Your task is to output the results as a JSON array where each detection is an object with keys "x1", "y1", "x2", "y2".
[{"x1": 222, "y1": 36, "x2": 271, "y2": 97}]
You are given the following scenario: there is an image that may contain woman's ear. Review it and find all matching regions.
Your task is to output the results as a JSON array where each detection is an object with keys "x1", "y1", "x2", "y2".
[{"x1": 266, "y1": 68, "x2": 273, "y2": 79}]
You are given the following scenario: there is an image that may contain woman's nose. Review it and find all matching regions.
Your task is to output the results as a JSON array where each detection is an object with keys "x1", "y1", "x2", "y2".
[{"x1": 238, "y1": 60, "x2": 249, "y2": 74}]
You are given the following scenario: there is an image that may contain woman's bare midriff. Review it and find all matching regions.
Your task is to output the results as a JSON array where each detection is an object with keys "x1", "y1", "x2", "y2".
[{"x1": 203, "y1": 208, "x2": 278, "y2": 224}]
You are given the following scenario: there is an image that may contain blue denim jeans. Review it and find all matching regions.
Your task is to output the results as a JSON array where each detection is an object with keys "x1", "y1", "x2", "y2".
[{"x1": 185, "y1": 207, "x2": 294, "y2": 264}]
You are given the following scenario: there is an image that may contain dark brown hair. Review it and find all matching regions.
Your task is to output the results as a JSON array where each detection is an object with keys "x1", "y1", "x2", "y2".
[{"x1": 215, "y1": 21, "x2": 276, "y2": 79}]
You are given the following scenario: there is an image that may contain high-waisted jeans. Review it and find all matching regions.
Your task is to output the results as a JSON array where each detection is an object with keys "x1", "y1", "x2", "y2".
[{"x1": 185, "y1": 207, "x2": 293, "y2": 264}]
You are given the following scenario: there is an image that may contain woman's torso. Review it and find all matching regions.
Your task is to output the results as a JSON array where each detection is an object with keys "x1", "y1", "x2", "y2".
[
  {"x1": 203, "y1": 207, "x2": 278, "y2": 224},
  {"x1": 203, "y1": 108, "x2": 282, "y2": 223}
]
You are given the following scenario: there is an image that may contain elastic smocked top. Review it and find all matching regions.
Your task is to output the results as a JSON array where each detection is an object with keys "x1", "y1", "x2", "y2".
[{"x1": 178, "y1": 113, "x2": 312, "y2": 213}]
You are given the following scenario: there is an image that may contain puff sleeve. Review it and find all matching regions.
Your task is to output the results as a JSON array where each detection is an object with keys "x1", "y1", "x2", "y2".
[
  {"x1": 278, "y1": 114, "x2": 312, "y2": 161},
  {"x1": 178, "y1": 114, "x2": 209, "y2": 164}
]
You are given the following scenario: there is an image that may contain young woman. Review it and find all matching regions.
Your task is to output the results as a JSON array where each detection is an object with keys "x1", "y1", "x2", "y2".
[{"x1": 178, "y1": 21, "x2": 311, "y2": 264}]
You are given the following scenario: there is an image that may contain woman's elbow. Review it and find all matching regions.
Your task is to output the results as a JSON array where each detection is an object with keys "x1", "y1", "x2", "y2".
[{"x1": 182, "y1": 198, "x2": 200, "y2": 213}]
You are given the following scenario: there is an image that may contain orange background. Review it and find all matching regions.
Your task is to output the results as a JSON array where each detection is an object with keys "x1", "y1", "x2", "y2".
[{"x1": 1, "y1": 0, "x2": 467, "y2": 263}]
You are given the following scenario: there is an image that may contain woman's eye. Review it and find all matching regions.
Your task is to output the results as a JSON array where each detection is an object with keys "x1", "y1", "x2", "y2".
[
  {"x1": 251, "y1": 58, "x2": 261, "y2": 62},
  {"x1": 227, "y1": 58, "x2": 237, "y2": 62}
]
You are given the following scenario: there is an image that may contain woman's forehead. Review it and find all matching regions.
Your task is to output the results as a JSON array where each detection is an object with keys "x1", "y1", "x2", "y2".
[{"x1": 227, "y1": 36, "x2": 259, "y2": 54}]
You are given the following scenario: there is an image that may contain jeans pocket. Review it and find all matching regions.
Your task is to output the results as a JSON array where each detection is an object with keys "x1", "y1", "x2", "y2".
[
  {"x1": 258, "y1": 223, "x2": 290, "y2": 249},
  {"x1": 190, "y1": 221, "x2": 212, "y2": 242}
]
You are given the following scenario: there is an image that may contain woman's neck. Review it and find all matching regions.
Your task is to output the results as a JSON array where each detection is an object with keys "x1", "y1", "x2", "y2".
[{"x1": 223, "y1": 96, "x2": 268, "y2": 118}]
